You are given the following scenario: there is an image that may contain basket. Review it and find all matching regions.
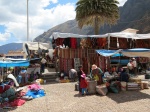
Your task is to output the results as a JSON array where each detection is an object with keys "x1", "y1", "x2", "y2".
[{"x1": 96, "y1": 85, "x2": 108, "y2": 96}]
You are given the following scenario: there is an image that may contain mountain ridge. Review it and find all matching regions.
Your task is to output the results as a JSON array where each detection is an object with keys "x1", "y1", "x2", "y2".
[{"x1": 34, "y1": 0, "x2": 150, "y2": 42}]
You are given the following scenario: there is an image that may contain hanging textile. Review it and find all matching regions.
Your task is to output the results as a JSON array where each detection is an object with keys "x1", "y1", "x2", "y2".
[
  {"x1": 97, "y1": 38, "x2": 107, "y2": 48},
  {"x1": 118, "y1": 38, "x2": 127, "y2": 49},
  {"x1": 91, "y1": 38, "x2": 97, "y2": 48},
  {"x1": 135, "y1": 39, "x2": 149, "y2": 48},
  {"x1": 80, "y1": 38, "x2": 87, "y2": 48},
  {"x1": 55, "y1": 38, "x2": 64, "y2": 46},
  {"x1": 70, "y1": 38, "x2": 77, "y2": 49},
  {"x1": 67, "y1": 59, "x2": 73, "y2": 73},
  {"x1": 86, "y1": 38, "x2": 92, "y2": 48},
  {"x1": 109, "y1": 37, "x2": 117, "y2": 49},
  {"x1": 76, "y1": 38, "x2": 81, "y2": 48},
  {"x1": 82, "y1": 58, "x2": 88, "y2": 74},
  {"x1": 64, "y1": 49, "x2": 70, "y2": 59}
]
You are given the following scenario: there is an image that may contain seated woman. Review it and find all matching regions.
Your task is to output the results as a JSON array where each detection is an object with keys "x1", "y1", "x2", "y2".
[
  {"x1": 119, "y1": 68, "x2": 129, "y2": 82},
  {"x1": 104, "y1": 69, "x2": 111, "y2": 78}
]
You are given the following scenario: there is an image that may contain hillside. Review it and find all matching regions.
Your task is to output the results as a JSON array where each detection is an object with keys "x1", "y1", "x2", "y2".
[
  {"x1": 34, "y1": 0, "x2": 150, "y2": 42},
  {"x1": 0, "y1": 43, "x2": 22, "y2": 54}
]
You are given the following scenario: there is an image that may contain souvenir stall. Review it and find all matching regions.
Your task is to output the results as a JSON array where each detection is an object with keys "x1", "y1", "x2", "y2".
[
  {"x1": 19, "y1": 58, "x2": 41, "y2": 85},
  {"x1": 0, "y1": 60, "x2": 29, "y2": 85},
  {"x1": 51, "y1": 32, "x2": 108, "y2": 76},
  {"x1": 0, "y1": 60, "x2": 46, "y2": 110}
]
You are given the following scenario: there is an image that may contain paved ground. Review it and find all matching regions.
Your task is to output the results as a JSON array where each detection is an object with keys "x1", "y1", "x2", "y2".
[
  {"x1": 2, "y1": 79, "x2": 150, "y2": 112},
  {"x1": 1, "y1": 68, "x2": 150, "y2": 112}
]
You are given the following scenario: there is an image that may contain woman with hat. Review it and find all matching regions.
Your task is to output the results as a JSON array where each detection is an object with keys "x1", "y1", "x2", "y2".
[{"x1": 90, "y1": 64, "x2": 103, "y2": 85}]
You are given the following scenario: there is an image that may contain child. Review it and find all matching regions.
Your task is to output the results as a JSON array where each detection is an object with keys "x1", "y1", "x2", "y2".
[{"x1": 80, "y1": 74, "x2": 88, "y2": 96}]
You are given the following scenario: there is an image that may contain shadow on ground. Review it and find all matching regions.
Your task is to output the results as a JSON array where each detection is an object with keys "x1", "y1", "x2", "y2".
[{"x1": 107, "y1": 90, "x2": 150, "y2": 103}]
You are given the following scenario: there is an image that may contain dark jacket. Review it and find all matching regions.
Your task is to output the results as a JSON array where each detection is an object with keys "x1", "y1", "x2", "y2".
[
  {"x1": 119, "y1": 70, "x2": 129, "y2": 82},
  {"x1": 77, "y1": 70, "x2": 83, "y2": 82}
]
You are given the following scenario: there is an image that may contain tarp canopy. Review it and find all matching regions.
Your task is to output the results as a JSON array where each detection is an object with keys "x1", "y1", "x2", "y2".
[
  {"x1": 50, "y1": 32, "x2": 108, "y2": 39},
  {"x1": 0, "y1": 60, "x2": 29, "y2": 67},
  {"x1": 96, "y1": 48, "x2": 150, "y2": 58},
  {"x1": 121, "y1": 48, "x2": 150, "y2": 57},
  {"x1": 50, "y1": 32, "x2": 150, "y2": 40},
  {"x1": 95, "y1": 49, "x2": 122, "y2": 57},
  {"x1": 23, "y1": 42, "x2": 50, "y2": 51}
]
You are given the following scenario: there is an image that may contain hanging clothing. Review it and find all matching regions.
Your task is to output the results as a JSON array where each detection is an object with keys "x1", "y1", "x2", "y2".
[
  {"x1": 63, "y1": 38, "x2": 71, "y2": 48},
  {"x1": 118, "y1": 38, "x2": 127, "y2": 49},
  {"x1": 91, "y1": 38, "x2": 97, "y2": 48},
  {"x1": 97, "y1": 38, "x2": 107, "y2": 48},
  {"x1": 70, "y1": 38, "x2": 77, "y2": 49},
  {"x1": 76, "y1": 38, "x2": 81, "y2": 48}
]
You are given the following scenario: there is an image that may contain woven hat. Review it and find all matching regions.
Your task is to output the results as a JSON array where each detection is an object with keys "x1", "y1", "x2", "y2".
[{"x1": 92, "y1": 64, "x2": 97, "y2": 70}]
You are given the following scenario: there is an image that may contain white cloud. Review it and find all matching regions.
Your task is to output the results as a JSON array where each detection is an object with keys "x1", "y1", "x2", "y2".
[
  {"x1": 0, "y1": 32, "x2": 11, "y2": 41},
  {"x1": 0, "y1": 0, "x2": 76, "y2": 44},
  {"x1": 0, "y1": 0, "x2": 127, "y2": 45}
]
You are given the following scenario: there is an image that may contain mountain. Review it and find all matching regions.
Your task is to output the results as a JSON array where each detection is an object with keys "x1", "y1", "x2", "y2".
[
  {"x1": 0, "y1": 43, "x2": 22, "y2": 54},
  {"x1": 34, "y1": 0, "x2": 150, "y2": 42}
]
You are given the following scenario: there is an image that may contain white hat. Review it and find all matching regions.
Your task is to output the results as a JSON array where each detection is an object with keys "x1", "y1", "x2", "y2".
[{"x1": 132, "y1": 58, "x2": 135, "y2": 60}]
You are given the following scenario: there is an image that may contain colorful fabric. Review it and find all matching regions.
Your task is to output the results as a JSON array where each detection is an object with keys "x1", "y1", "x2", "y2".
[
  {"x1": 91, "y1": 38, "x2": 97, "y2": 48},
  {"x1": 70, "y1": 38, "x2": 77, "y2": 49},
  {"x1": 10, "y1": 99, "x2": 26, "y2": 107},
  {"x1": 118, "y1": 38, "x2": 127, "y2": 49},
  {"x1": 94, "y1": 74, "x2": 99, "y2": 81},
  {"x1": 110, "y1": 37, "x2": 117, "y2": 49},
  {"x1": 97, "y1": 38, "x2": 107, "y2": 48},
  {"x1": 28, "y1": 84, "x2": 41, "y2": 91},
  {"x1": 135, "y1": 39, "x2": 149, "y2": 48},
  {"x1": 25, "y1": 89, "x2": 45, "y2": 99}
]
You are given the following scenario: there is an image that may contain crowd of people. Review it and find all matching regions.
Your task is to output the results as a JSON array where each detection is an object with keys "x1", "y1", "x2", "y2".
[{"x1": 68, "y1": 62, "x2": 135, "y2": 96}]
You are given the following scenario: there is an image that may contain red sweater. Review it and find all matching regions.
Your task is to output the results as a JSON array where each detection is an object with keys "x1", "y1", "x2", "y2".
[{"x1": 80, "y1": 78, "x2": 88, "y2": 88}]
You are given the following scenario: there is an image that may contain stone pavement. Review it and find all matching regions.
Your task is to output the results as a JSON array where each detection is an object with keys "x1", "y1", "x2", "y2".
[{"x1": 3, "y1": 79, "x2": 150, "y2": 112}]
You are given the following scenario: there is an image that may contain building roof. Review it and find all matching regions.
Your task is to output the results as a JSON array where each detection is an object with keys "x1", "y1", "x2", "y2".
[{"x1": 121, "y1": 28, "x2": 139, "y2": 34}]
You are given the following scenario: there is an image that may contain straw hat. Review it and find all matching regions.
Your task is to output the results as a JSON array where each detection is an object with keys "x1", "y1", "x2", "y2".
[{"x1": 92, "y1": 64, "x2": 97, "y2": 70}]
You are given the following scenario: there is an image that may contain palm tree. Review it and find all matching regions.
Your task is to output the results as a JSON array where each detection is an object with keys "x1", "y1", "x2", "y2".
[{"x1": 75, "y1": 0, "x2": 119, "y2": 34}]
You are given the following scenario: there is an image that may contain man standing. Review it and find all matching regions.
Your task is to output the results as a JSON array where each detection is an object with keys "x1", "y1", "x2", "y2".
[
  {"x1": 127, "y1": 60, "x2": 134, "y2": 75},
  {"x1": 41, "y1": 57, "x2": 47, "y2": 73},
  {"x1": 132, "y1": 58, "x2": 137, "y2": 76}
]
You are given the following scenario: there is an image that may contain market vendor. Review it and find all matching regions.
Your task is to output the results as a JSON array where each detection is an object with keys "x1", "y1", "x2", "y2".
[
  {"x1": 69, "y1": 69, "x2": 77, "y2": 82},
  {"x1": 41, "y1": 57, "x2": 47, "y2": 73},
  {"x1": 119, "y1": 68, "x2": 129, "y2": 82},
  {"x1": 90, "y1": 64, "x2": 103, "y2": 85}
]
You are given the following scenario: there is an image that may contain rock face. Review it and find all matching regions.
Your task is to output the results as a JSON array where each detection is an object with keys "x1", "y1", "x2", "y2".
[{"x1": 34, "y1": 0, "x2": 150, "y2": 42}]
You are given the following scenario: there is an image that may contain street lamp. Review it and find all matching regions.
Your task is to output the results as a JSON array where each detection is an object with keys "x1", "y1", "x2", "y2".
[{"x1": 27, "y1": 0, "x2": 29, "y2": 41}]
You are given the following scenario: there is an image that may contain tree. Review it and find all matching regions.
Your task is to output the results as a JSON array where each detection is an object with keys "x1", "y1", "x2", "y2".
[{"x1": 75, "y1": 0, "x2": 119, "y2": 34}]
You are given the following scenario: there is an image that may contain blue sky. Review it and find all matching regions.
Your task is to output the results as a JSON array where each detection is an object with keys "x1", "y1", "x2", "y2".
[{"x1": 0, "y1": 0, "x2": 127, "y2": 46}]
